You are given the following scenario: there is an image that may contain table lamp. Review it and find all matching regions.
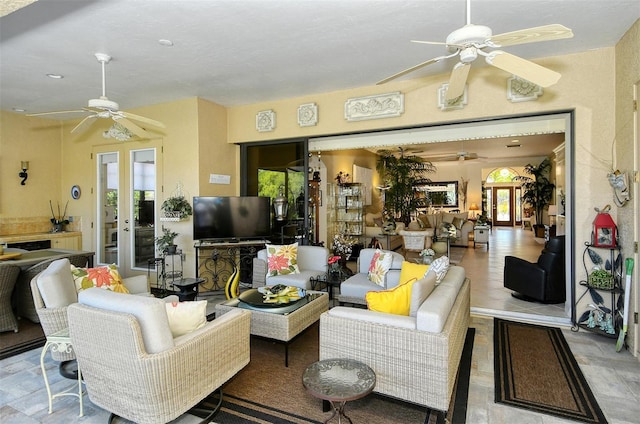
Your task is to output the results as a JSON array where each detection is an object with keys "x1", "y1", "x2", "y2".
[{"x1": 469, "y1": 203, "x2": 479, "y2": 218}]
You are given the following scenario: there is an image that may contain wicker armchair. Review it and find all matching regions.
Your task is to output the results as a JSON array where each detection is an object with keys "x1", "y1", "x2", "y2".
[
  {"x1": 68, "y1": 288, "x2": 251, "y2": 424},
  {"x1": 31, "y1": 258, "x2": 154, "y2": 362},
  {"x1": 0, "y1": 265, "x2": 21, "y2": 333}
]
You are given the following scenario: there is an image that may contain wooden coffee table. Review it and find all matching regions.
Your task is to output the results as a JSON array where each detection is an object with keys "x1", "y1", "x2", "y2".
[
  {"x1": 215, "y1": 289, "x2": 328, "y2": 366},
  {"x1": 303, "y1": 358, "x2": 376, "y2": 423}
]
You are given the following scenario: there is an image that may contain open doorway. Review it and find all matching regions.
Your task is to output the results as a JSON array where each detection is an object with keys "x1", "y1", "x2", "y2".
[{"x1": 309, "y1": 111, "x2": 574, "y2": 323}]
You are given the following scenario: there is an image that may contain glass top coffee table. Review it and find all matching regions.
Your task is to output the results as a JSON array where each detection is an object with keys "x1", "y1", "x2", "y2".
[{"x1": 303, "y1": 358, "x2": 376, "y2": 423}]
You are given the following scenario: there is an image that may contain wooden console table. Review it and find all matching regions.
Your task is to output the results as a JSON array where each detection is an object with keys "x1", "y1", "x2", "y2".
[{"x1": 195, "y1": 240, "x2": 267, "y2": 291}]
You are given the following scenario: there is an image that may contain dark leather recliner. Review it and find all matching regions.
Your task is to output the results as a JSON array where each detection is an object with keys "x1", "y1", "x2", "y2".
[{"x1": 504, "y1": 236, "x2": 565, "y2": 303}]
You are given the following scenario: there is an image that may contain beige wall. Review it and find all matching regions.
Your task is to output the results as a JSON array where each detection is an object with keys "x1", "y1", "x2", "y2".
[
  {"x1": 0, "y1": 112, "x2": 63, "y2": 218},
  {"x1": 615, "y1": 18, "x2": 639, "y2": 354}
]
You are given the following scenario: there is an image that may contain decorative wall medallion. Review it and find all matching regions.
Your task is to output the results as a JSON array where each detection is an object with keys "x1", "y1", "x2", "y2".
[
  {"x1": 507, "y1": 75, "x2": 543, "y2": 102},
  {"x1": 437, "y1": 84, "x2": 468, "y2": 111},
  {"x1": 344, "y1": 92, "x2": 404, "y2": 121},
  {"x1": 256, "y1": 110, "x2": 276, "y2": 132},
  {"x1": 71, "y1": 185, "x2": 81, "y2": 200},
  {"x1": 297, "y1": 103, "x2": 318, "y2": 127}
]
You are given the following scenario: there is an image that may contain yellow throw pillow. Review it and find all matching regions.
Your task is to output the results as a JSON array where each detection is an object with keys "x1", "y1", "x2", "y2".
[
  {"x1": 70, "y1": 264, "x2": 130, "y2": 294},
  {"x1": 266, "y1": 243, "x2": 300, "y2": 276},
  {"x1": 398, "y1": 261, "x2": 430, "y2": 286},
  {"x1": 366, "y1": 280, "x2": 416, "y2": 316}
]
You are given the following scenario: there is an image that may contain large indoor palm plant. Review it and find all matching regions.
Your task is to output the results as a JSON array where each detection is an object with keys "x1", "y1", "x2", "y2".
[
  {"x1": 376, "y1": 149, "x2": 436, "y2": 226},
  {"x1": 515, "y1": 158, "x2": 555, "y2": 237}
]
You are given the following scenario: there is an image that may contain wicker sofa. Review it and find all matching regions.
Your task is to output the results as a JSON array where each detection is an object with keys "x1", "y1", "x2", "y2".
[{"x1": 320, "y1": 265, "x2": 469, "y2": 413}]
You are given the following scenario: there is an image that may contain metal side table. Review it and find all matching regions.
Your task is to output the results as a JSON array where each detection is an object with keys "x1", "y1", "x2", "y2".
[{"x1": 40, "y1": 328, "x2": 83, "y2": 417}]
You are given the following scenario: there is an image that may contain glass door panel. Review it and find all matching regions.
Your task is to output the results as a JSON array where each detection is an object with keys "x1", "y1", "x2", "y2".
[
  {"x1": 492, "y1": 187, "x2": 514, "y2": 226},
  {"x1": 95, "y1": 142, "x2": 161, "y2": 275}
]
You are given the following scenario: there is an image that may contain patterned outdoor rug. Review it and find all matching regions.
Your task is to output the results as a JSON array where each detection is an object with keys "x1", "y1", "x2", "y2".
[
  {"x1": 220, "y1": 322, "x2": 475, "y2": 424},
  {"x1": 494, "y1": 318, "x2": 608, "y2": 424}
]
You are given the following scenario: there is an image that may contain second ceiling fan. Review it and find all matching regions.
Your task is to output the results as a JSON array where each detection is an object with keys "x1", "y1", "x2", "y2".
[
  {"x1": 28, "y1": 53, "x2": 165, "y2": 138},
  {"x1": 377, "y1": 0, "x2": 574, "y2": 101}
]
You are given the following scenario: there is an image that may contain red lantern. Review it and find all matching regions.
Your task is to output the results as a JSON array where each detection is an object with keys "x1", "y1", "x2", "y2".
[{"x1": 592, "y1": 212, "x2": 617, "y2": 247}]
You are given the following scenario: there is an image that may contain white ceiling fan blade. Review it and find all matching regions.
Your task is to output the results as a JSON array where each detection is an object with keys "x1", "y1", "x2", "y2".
[
  {"x1": 71, "y1": 115, "x2": 98, "y2": 134},
  {"x1": 119, "y1": 111, "x2": 166, "y2": 129},
  {"x1": 410, "y1": 40, "x2": 447, "y2": 46},
  {"x1": 489, "y1": 24, "x2": 573, "y2": 47},
  {"x1": 114, "y1": 117, "x2": 151, "y2": 138},
  {"x1": 27, "y1": 110, "x2": 86, "y2": 117},
  {"x1": 486, "y1": 51, "x2": 561, "y2": 87},
  {"x1": 377, "y1": 52, "x2": 458, "y2": 85},
  {"x1": 445, "y1": 62, "x2": 470, "y2": 101}
]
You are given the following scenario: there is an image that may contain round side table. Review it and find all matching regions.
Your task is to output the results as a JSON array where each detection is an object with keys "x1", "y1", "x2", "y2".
[{"x1": 303, "y1": 358, "x2": 376, "y2": 423}]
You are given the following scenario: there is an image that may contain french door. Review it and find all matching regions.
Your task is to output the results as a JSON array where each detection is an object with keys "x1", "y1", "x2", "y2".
[
  {"x1": 94, "y1": 141, "x2": 163, "y2": 275},
  {"x1": 492, "y1": 186, "x2": 514, "y2": 227}
]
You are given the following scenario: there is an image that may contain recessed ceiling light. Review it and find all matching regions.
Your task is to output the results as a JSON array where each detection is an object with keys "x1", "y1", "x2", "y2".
[
  {"x1": 511, "y1": 139, "x2": 520, "y2": 143},
  {"x1": 158, "y1": 39, "x2": 174, "y2": 46},
  {"x1": 46, "y1": 73, "x2": 64, "y2": 79},
  {"x1": 12, "y1": 108, "x2": 26, "y2": 112}
]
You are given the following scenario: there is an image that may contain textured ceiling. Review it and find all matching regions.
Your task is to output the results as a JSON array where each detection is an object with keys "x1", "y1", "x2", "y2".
[{"x1": 1, "y1": 0, "x2": 638, "y2": 116}]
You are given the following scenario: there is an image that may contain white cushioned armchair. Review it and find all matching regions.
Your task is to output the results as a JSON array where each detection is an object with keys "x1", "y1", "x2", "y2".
[
  {"x1": 68, "y1": 288, "x2": 251, "y2": 424},
  {"x1": 337, "y1": 248, "x2": 404, "y2": 305},
  {"x1": 30, "y1": 258, "x2": 153, "y2": 361},
  {"x1": 252, "y1": 245, "x2": 329, "y2": 290}
]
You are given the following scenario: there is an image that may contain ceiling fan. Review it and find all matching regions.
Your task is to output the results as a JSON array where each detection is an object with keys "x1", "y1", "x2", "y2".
[
  {"x1": 425, "y1": 151, "x2": 482, "y2": 162},
  {"x1": 377, "y1": 0, "x2": 574, "y2": 101},
  {"x1": 28, "y1": 53, "x2": 165, "y2": 138}
]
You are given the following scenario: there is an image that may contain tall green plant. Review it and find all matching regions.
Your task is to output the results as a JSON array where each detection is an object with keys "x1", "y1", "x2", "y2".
[
  {"x1": 515, "y1": 158, "x2": 555, "y2": 227},
  {"x1": 376, "y1": 149, "x2": 436, "y2": 225}
]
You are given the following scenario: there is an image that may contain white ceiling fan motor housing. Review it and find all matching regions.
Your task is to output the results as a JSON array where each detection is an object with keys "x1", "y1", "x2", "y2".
[
  {"x1": 88, "y1": 97, "x2": 119, "y2": 111},
  {"x1": 446, "y1": 24, "x2": 493, "y2": 52}
]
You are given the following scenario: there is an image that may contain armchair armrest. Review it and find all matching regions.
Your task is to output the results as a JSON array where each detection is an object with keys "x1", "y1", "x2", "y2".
[{"x1": 252, "y1": 257, "x2": 267, "y2": 288}]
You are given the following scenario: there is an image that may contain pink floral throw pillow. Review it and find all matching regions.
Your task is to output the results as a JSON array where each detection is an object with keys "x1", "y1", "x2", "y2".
[
  {"x1": 266, "y1": 243, "x2": 301, "y2": 276},
  {"x1": 367, "y1": 249, "x2": 393, "y2": 286},
  {"x1": 70, "y1": 264, "x2": 130, "y2": 294}
]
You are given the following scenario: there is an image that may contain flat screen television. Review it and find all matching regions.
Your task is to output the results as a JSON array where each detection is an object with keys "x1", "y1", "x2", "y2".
[{"x1": 193, "y1": 196, "x2": 271, "y2": 241}]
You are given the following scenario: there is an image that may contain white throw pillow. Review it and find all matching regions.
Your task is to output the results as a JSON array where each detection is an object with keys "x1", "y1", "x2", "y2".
[
  {"x1": 428, "y1": 256, "x2": 450, "y2": 284},
  {"x1": 367, "y1": 249, "x2": 393, "y2": 286},
  {"x1": 165, "y1": 300, "x2": 207, "y2": 338}
]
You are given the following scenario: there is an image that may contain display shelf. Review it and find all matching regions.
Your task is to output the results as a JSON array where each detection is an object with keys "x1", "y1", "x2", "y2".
[
  {"x1": 572, "y1": 243, "x2": 623, "y2": 338},
  {"x1": 329, "y1": 183, "x2": 364, "y2": 240}
]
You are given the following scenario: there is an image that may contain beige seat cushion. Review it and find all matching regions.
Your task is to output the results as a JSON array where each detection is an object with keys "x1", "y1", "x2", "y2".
[{"x1": 36, "y1": 258, "x2": 78, "y2": 308}]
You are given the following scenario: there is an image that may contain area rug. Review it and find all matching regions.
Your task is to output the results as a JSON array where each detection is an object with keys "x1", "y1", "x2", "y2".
[
  {"x1": 449, "y1": 246, "x2": 467, "y2": 265},
  {"x1": 494, "y1": 318, "x2": 607, "y2": 424},
  {"x1": 221, "y1": 322, "x2": 475, "y2": 424},
  {"x1": 0, "y1": 318, "x2": 45, "y2": 360}
]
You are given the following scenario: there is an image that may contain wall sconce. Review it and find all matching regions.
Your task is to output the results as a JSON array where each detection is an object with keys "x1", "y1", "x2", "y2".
[{"x1": 19, "y1": 161, "x2": 29, "y2": 185}]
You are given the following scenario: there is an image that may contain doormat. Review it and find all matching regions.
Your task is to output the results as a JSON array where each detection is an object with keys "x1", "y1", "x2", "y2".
[{"x1": 494, "y1": 318, "x2": 607, "y2": 423}]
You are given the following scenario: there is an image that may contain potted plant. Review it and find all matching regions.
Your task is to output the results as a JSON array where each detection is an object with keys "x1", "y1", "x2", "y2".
[
  {"x1": 155, "y1": 227, "x2": 179, "y2": 254},
  {"x1": 515, "y1": 159, "x2": 555, "y2": 238},
  {"x1": 161, "y1": 195, "x2": 192, "y2": 221},
  {"x1": 376, "y1": 149, "x2": 436, "y2": 226}
]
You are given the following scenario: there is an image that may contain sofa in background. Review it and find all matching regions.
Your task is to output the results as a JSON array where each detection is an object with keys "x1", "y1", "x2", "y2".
[
  {"x1": 252, "y1": 245, "x2": 329, "y2": 290},
  {"x1": 417, "y1": 211, "x2": 474, "y2": 247},
  {"x1": 363, "y1": 212, "x2": 405, "y2": 251},
  {"x1": 337, "y1": 248, "x2": 404, "y2": 305},
  {"x1": 320, "y1": 265, "x2": 470, "y2": 413}
]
